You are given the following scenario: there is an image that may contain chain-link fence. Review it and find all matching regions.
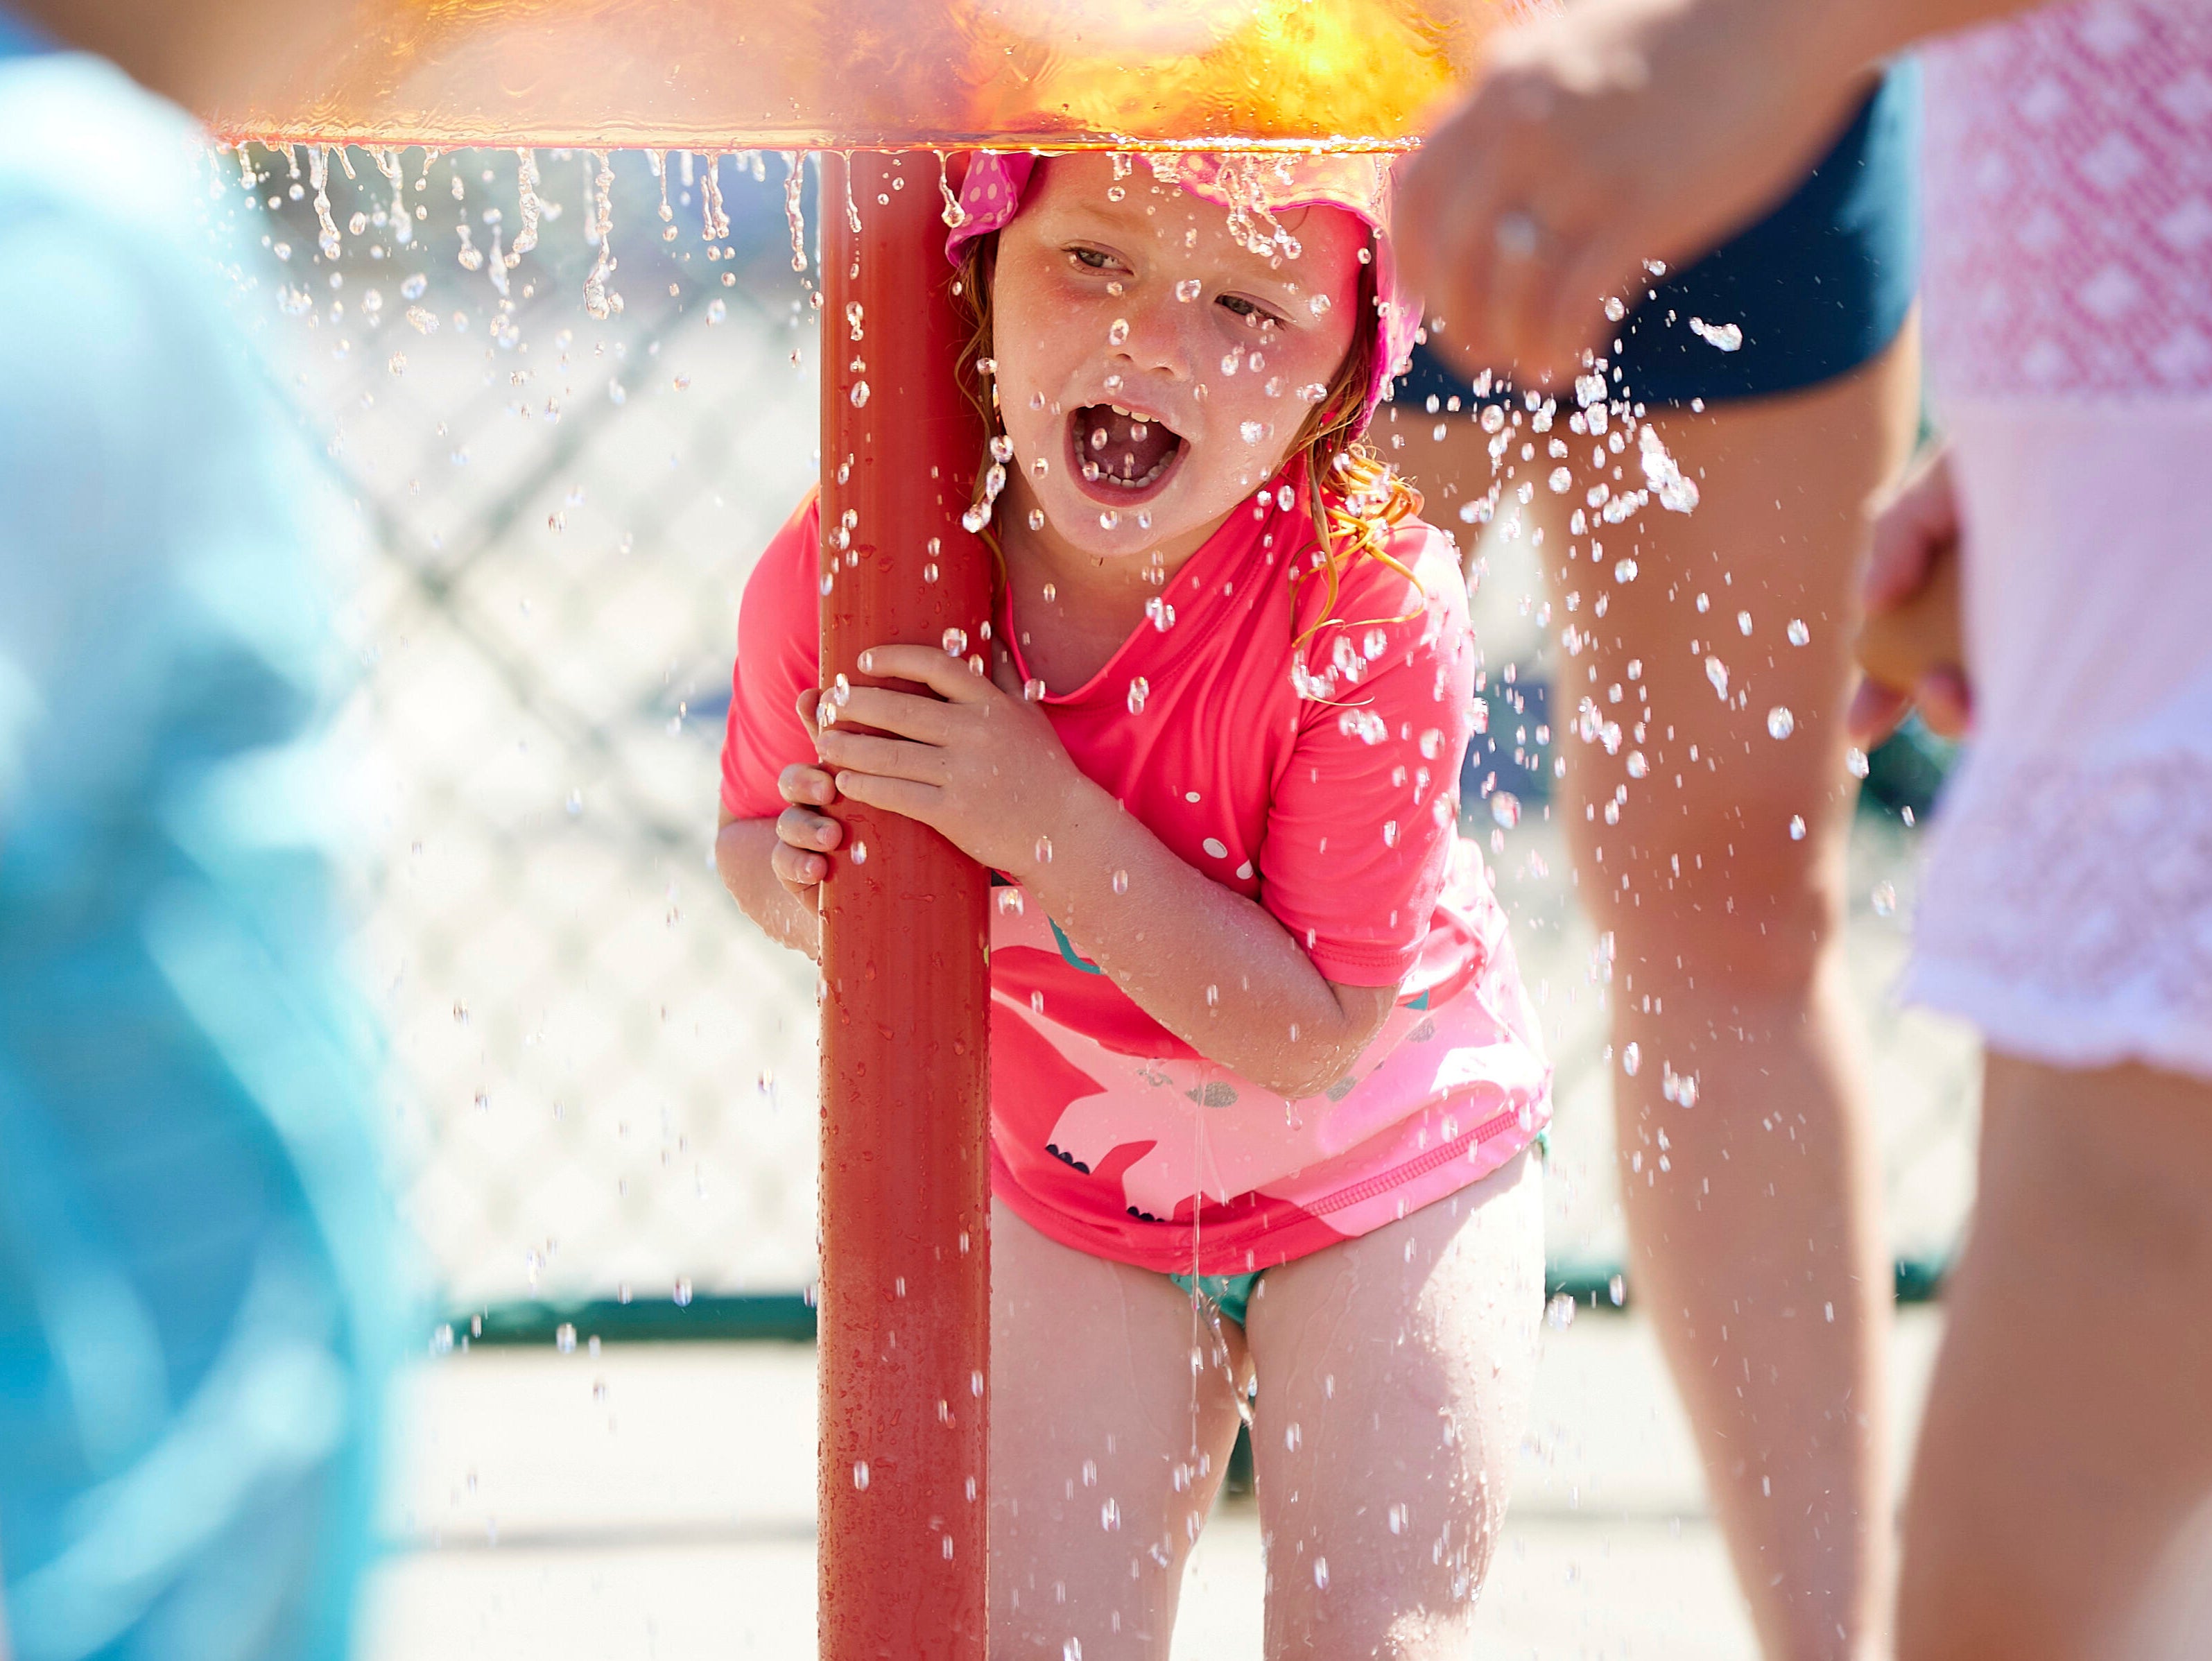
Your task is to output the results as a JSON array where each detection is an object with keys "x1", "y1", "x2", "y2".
[{"x1": 228, "y1": 145, "x2": 1977, "y2": 1329}]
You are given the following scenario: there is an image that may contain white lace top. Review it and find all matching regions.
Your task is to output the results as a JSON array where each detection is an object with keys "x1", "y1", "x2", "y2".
[{"x1": 1920, "y1": 0, "x2": 2212, "y2": 400}]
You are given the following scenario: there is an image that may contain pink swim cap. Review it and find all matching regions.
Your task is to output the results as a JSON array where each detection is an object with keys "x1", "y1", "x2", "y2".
[{"x1": 944, "y1": 151, "x2": 1419, "y2": 438}]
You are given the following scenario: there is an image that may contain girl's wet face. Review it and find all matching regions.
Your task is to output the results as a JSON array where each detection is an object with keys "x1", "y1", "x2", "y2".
[{"x1": 989, "y1": 155, "x2": 1365, "y2": 565}]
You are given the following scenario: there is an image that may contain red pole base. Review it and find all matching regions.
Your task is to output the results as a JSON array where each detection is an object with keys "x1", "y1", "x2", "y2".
[{"x1": 817, "y1": 150, "x2": 992, "y2": 1661}]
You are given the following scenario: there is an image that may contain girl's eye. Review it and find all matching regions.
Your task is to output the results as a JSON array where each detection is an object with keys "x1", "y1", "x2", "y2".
[
  {"x1": 1069, "y1": 247, "x2": 1115, "y2": 270},
  {"x1": 1218, "y1": 294, "x2": 1283, "y2": 326}
]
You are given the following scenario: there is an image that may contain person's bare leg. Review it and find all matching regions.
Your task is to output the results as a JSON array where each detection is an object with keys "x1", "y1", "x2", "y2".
[
  {"x1": 1401, "y1": 320, "x2": 1919, "y2": 1660},
  {"x1": 988, "y1": 1200, "x2": 1247, "y2": 1659},
  {"x1": 1245, "y1": 1149, "x2": 1545, "y2": 1659},
  {"x1": 1896, "y1": 1055, "x2": 2212, "y2": 1661}
]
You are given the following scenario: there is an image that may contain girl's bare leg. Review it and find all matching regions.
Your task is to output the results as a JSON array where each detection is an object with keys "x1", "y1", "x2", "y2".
[
  {"x1": 988, "y1": 1200, "x2": 1247, "y2": 1660},
  {"x1": 1897, "y1": 1055, "x2": 2212, "y2": 1661},
  {"x1": 1245, "y1": 1148, "x2": 1545, "y2": 1660},
  {"x1": 1406, "y1": 320, "x2": 1919, "y2": 1660}
]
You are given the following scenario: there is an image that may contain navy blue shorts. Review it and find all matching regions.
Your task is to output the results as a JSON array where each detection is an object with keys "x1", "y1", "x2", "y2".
[{"x1": 1397, "y1": 62, "x2": 1921, "y2": 411}]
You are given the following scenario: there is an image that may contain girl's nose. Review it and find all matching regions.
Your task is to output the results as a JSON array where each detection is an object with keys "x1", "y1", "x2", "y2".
[{"x1": 1114, "y1": 284, "x2": 1200, "y2": 381}]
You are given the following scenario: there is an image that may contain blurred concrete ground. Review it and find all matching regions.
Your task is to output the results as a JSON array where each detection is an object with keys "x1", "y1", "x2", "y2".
[{"x1": 363, "y1": 1309, "x2": 1943, "y2": 1658}]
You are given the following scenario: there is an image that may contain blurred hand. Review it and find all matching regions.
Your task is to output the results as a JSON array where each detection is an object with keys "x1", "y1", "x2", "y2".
[
  {"x1": 1850, "y1": 447, "x2": 1971, "y2": 746},
  {"x1": 1399, "y1": 0, "x2": 1879, "y2": 388}
]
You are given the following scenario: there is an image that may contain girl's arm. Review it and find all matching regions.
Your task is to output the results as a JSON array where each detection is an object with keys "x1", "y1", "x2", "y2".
[{"x1": 810, "y1": 646, "x2": 1398, "y2": 1099}]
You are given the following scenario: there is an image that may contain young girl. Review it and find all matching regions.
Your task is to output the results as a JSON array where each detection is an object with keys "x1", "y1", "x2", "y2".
[{"x1": 716, "y1": 150, "x2": 1550, "y2": 1657}]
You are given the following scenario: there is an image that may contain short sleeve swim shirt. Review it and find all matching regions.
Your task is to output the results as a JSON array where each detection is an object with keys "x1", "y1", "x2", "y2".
[{"x1": 722, "y1": 474, "x2": 1550, "y2": 1275}]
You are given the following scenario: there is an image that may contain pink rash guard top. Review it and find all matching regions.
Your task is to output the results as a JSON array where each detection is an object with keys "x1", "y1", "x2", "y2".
[{"x1": 720, "y1": 474, "x2": 1550, "y2": 1275}]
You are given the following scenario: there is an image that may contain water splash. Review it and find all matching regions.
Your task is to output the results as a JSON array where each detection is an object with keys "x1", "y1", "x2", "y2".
[
  {"x1": 582, "y1": 150, "x2": 619, "y2": 320},
  {"x1": 511, "y1": 148, "x2": 542, "y2": 259},
  {"x1": 701, "y1": 153, "x2": 730, "y2": 243},
  {"x1": 782, "y1": 153, "x2": 808, "y2": 274},
  {"x1": 307, "y1": 146, "x2": 340, "y2": 259}
]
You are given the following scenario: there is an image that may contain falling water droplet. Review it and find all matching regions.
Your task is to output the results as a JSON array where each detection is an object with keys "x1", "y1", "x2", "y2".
[
  {"x1": 1490, "y1": 791, "x2": 1521, "y2": 829},
  {"x1": 943, "y1": 628, "x2": 968, "y2": 656},
  {"x1": 1704, "y1": 657, "x2": 1729, "y2": 700},
  {"x1": 673, "y1": 1277, "x2": 693, "y2": 1307},
  {"x1": 1547, "y1": 1293, "x2": 1577, "y2": 1329},
  {"x1": 1126, "y1": 677, "x2": 1150, "y2": 714},
  {"x1": 1313, "y1": 1558, "x2": 1330, "y2": 1590},
  {"x1": 854, "y1": 1461, "x2": 870, "y2": 1490},
  {"x1": 1787, "y1": 618, "x2": 1811, "y2": 646},
  {"x1": 1767, "y1": 706, "x2": 1795, "y2": 740},
  {"x1": 1788, "y1": 815, "x2": 1807, "y2": 841},
  {"x1": 1871, "y1": 881, "x2": 1897, "y2": 918},
  {"x1": 1846, "y1": 746, "x2": 1871, "y2": 780},
  {"x1": 1621, "y1": 1042, "x2": 1641, "y2": 1076}
]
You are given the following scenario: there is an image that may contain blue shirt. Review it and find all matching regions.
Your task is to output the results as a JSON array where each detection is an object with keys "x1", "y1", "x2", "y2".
[{"x1": 0, "y1": 43, "x2": 398, "y2": 1661}]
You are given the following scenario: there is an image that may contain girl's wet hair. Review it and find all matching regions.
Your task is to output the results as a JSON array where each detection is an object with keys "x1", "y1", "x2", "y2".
[{"x1": 949, "y1": 223, "x2": 1423, "y2": 655}]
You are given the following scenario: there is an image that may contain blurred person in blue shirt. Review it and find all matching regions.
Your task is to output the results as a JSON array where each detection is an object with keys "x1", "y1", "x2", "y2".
[{"x1": 0, "y1": 4, "x2": 400, "y2": 1657}]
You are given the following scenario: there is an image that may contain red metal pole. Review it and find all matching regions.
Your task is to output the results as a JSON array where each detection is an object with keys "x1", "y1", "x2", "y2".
[{"x1": 816, "y1": 150, "x2": 992, "y2": 1660}]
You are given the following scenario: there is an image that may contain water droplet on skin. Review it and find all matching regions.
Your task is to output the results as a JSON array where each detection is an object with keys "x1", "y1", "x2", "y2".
[
  {"x1": 1034, "y1": 835, "x2": 1053, "y2": 866},
  {"x1": 1846, "y1": 746, "x2": 1871, "y2": 780},
  {"x1": 1100, "y1": 1497, "x2": 1121, "y2": 1531},
  {"x1": 1175, "y1": 278, "x2": 1202, "y2": 302},
  {"x1": 1704, "y1": 657, "x2": 1729, "y2": 700},
  {"x1": 1023, "y1": 678, "x2": 1047, "y2": 703},
  {"x1": 1313, "y1": 1557, "x2": 1330, "y2": 1590},
  {"x1": 1028, "y1": 508, "x2": 1046, "y2": 531},
  {"x1": 1042, "y1": 583, "x2": 1057, "y2": 603},
  {"x1": 1787, "y1": 618, "x2": 1811, "y2": 646},
  {"x1": 1614, "y1": 558, "x2": 1639, "y2": 583},
  {"x1": 1111, "y1": 869, "x2": 1129, "y2": 895},
  {"x1": 1107, "y1": 318, "x2": 1129, "y2": 345},
  {"x1": 1626, "y1": 751, "x2": 1649, "y2": 779},
  {"x1": 1788, "y1": 815, "x2": 1807, "y2": 841},
  {"x1": 1240, "y1": 420, "x2": 1264, "y2": 444},
  {"x1": 854, "y1": 1461, "x2": 870, "y2": 1490},
  {"x1": 1604, "y1": 295, "x2": 1627, "y2": 321},
  {"x1": 1548, "y1": 466, "x2": 1572, "y2": 493},
  {"x1": 1621, "y1": 1042, "x2": 1641, "y2": 1076},
  {"x1": 1308, "y1": 293, "x2": 1331, "y2": 317},
  {"x1": 1871, "y1": 881, "x2": 1898, "y2": 918},
  {"x1": 1767, "y1": 706, "x2": 1795, "y2": 740},
  {"x1": 1388, "y1": 1503, "x2": 1408, "y2": 1535}
]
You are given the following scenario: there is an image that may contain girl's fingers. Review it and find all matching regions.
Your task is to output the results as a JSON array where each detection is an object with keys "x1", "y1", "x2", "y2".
[
  {"x1": 777, "y1": 803, "x2": 843, "y2": 851},
  {"x1": 770, "y1": 838, "x2": 827, "y2": 893},
  {"x1": 777, "y1": 762, "x2": 837, "y2": 807},
  {"x1": 815, "y1": 728, "x2": 949, "y2": 784},
  {"x1": 793, "y1": 686, "x2": 824, "y2": 742},
  {"x1": 831, "y1": 684, "x2": 958, "y2": 744},
  {"x1": 831, "y1": 769, "x2": 945, "y2": 827},
  {"x1": 855, "y1": 644, "x2": 996, "y2": 704}
]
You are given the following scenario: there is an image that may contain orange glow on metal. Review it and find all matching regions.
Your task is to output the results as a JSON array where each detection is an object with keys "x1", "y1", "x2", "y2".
[{"x1": 211, "y1": 0, "x2": 1516, "y2": 149}]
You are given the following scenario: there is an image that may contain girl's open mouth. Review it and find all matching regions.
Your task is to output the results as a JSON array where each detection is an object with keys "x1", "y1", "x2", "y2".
[{"x1": 1068, "y1": 404, "x2": 1186, "y2": 506}]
